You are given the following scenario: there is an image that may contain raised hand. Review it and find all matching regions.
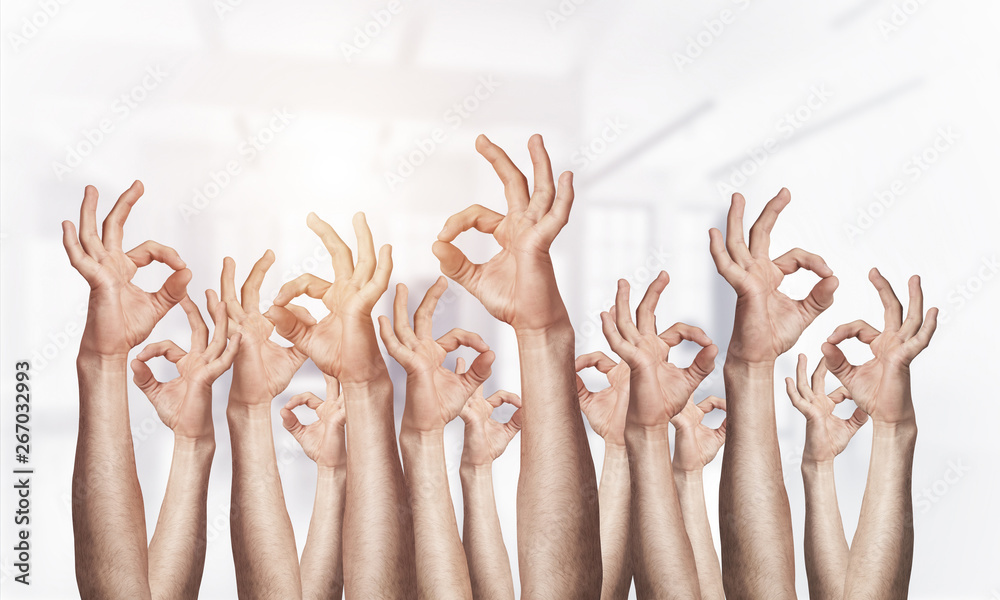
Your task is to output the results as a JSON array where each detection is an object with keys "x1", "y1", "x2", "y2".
[
  {"x1": 671, "y1": 395, "x2": 727, "y2": 473},
  {"x1": 708, "y1": 189, "x2": 839, "y2": 364},
  {"x1": 132, "y1": 293, "x2": 241, "y2": 441},
  {"x1": 575, "y1": 351, "x2": 630, "y2": 446},
  {"x1": 458, "y1": 357, "x2": 522, "y2": 467},
  {"x1": 601, "y1": 272, "x2": 718, "y2": 428},
  {"x1": 821, "y1": 269, "x2": 937, "y2": 425},
  {"x1": 785, "y1": 355, "x2": 868, "y2": 463},
  {"x1": 433, "y1": 134, "x2": 574, "y2": 335},
  {"x1": 281, "y1": 375, "x2": 347, "y2": 469},
  {"x1": 379, "y1": 277, "x2": 495, "y2": 433},
  {"x1": 219, "y1": 251, "x2": 307, "y2": 403},
  {"x1": 62, "y1": 181, "x2": 191, "y2": 359},
  {"x1": 266, "y1": 212, "x2": 392, "y2": 384}
]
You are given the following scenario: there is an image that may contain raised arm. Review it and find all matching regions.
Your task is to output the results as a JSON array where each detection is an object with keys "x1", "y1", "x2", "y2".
[
  {"x1": 220, "y1": 251, "x2": 307, "y2": 599},
  {"x1": 670, "y1": 395, "x2": 727, "y2": 600},
  {"x1": 708, "y1": 189, "x2": 838, "y2": 599},
  {"x1": 457, "y1": 358, "x2": 521, "y2": 600},
  {"x1": 266, "y1": 212, "x2": 415, "y2": 597},
  {"x1": 280, "y1": 375, "x2": 348, "y2": 600},
  {"x1": 380, "y1": 278, "x2": 495, "y2": 599},
  {"x1": 822, "y1": 270, "x2": 937, "y2": 599},
  {"x1": 63, "y1": 181, "x2": 190, "y2": 599},
  {"x1": 575, "y1": 351, "x2": 632, "y2": 600},
  {"x1": 601, "y1": 273, "x2": 715, "y2": 598},
  {"x1": 433, "y1": 135, "x2": 601, "y2": 597},
  {"x1": 784, "y1": 354, "x2": 868, "y2": 600},
  {"x1": 132, "y1": 294, "x2": 240, "y2": 600}
]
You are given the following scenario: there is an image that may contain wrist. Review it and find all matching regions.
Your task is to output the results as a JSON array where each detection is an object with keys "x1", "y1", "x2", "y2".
[
  {"x1": 77, "y1": 349, "x2": 129, "y2": 369},
  {"x1": 316, "y1": 464, "x2": 347, "y2": 479},
  {"x1": 515, "y1": 319, "x2": 574, "y2": 348},
  {"x1": 460, "y1": 461, "x2": 493, "y2": 478},
  {"x1": 673, "y1": 467, "x2": 704, "y2": 483},
  {"x1": 226, "y1": 402, "x2": 272, "y2": 423},
  {"x1": 173, "y1": 435, "x2": 217, "y2": 456},
  {"x1": 801, "y1": 458, "x2": 836, "y2": 474},
  {"x1": 341, "y1": 373, "x2": 393, "y2": 400},
  {"x1": 724, "y1": 357, "x2": 775, "y2": 376},
  {"x1": 399, "y1": 426, "x2": 445, "y2": 446},
  {"x1": 873, "y1": 418, "x2": 917, "y2": 441}
]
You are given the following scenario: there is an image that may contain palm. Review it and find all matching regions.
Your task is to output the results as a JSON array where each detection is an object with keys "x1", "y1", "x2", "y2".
[
  {"x1": 577, "y1": 359, "x2": 629, "y2": 443},
  {"x1": 461, "y1": 389, "x2": 519, "y2": 465},
  {"x1": 147, "y1": 355, "x2": 214, "y2": 439},
  {"x1": 406, "y1": 342, "x2": 478, "y2": 428},
  {"x1": 732, "y1": 261, "x2": 813, "y2": 361},
  {"x1": 671, "y1": 397, "x2": 726, "y2": 472},
  {"x1": 834, "y1": 336, "x2": 910, "y2": 422},
  {"x1": 786, "y1": 355, "x2": 868, "y2": 463},
  {"x1": 282, "y1": 379, "x2": 347, "y2": 469},
  {"x1": 631, "y1": 339, "x2": 699, "y2": 424},
  {"x1": 465, "y1": 213, "x2": 563, "y2": 331},
  {"x1": 231, "y1": 310, "x2": 304, "y2": 399}
]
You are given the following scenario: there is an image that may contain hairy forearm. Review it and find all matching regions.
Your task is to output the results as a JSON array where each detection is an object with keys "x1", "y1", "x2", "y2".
[
  {"x1": 598, "y1": 445, "x2": 632, "y2": 600},
  {"x1": 227, "y1": 401, "x2": 302, "y2": 599},
  {"x1": 801, "y1": 460, "x2": 850, "y2": 600},
  {"x1": 342, "y1": 376, "x2": 416, "y2": 597},
  {"x1": 718, "y1": 359, "x2": 796, "y2": 599},
  {"x1": 400, "y1": 430, "x2": 472, "y2": 600},
  {"x1": 73, "y1": 351, "x2": 152, "y2": 600},
  {"x1": 300, "y1": 466, "x2": 346, "y2": 600},
  {"x1": 674, "y1": 469, "x2": 724, "y2": 600},
  {"x1": 844, "y1": 422, "x2": 917, "y2": 600},
  {"x1": 460, "y1": 464, "x2": 515, "y2": 600},
  {"x1": 515, "y1": 324, "x2": 602, "y2": 598},
  {"x1": 149, "y1": 436, "x2": 215, "y2": 600},
  {"x1": 625, "y1": 425, "x2": 700, "y2": 598}
]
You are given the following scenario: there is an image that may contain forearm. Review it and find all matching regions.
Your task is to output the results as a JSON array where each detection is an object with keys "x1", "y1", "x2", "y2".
[
  {"x1": 844, "y1": 421, "x2": 917, "y2": 600},
  {"x1": 673, "y1": 469, "x2": 724, "y2": 600},
  {"x1": 400, "y1": 430, "x2": 472, "y2": 600},
  {"x1": 718, "y1": 359, "x2": 796, "y2": 599},
  {"x1": 300, "y1": 466, "x2": 346, "y2": 600},
  {"x1": 342, "y1": 376, "x2": 416, "y2": 597},
  {"x1": 460, "y1": 464, "x2": 515, "y2": 600},
  {"x1": 801, "y1": 460, "x2": 850, "y2": 600},
  {"x1": 625, "y1": 426, "x2": 700, "y2": 598},
  {"x1": 73, "y1": 351, "x2": 152, "y2": 600},
  {"x1": 148, "y1": 437, "x2": 215, "y2": 600},
  {"x1": 515, "y1": 324, "x2": 602, "y2": 597},
  {"x1": 598, "y1": 445, "x2": 632, "y2": 600},
  {"x1": 227, "y1": 400, "x2": 302, "y2": 598}
]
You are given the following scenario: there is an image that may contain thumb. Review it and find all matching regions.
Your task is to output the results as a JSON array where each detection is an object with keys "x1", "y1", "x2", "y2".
[
  {"x1": 821, "y1": 342, "x2": 855, "y2": 386},
  {"x1": 131, "y1": 358, "x2": 161, "y2": 399},
  {"x1": 463, "y1": 350, "x2": 495, "y2": 390},
  {"x1": 266, "y1": 305, "x2": 311, "y2": 347}
]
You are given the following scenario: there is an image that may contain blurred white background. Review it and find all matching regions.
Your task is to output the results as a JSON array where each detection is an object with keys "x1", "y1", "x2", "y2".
[{"x1": 2, "y1": 1, "x2": 998, "y2": 598}]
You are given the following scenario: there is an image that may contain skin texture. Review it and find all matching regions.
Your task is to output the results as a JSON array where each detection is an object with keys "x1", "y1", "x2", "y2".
[
  {"x1": 133, "y1": 294, "x2": 240, "y2": 600},
  {"x1": 708, "y1": 189, "x2": 838, "y2": 599},
  {"x1": 221, "y1": 251, "x2": 306, "y2": 599},
  {"x1": 575, "y1": 351, "x2": 632, "y2": 600},
  {"x1": 380, "y1": 278, "x2": 494, "y2": 600},
  {"x1": 433, "y1": 134, "x2": 601, "y2": 597},
  {"x1": 457, "y1": 357, "x2": 521, "y2": 600},
  {"x1": 63, "y1": 181, "x2": 190, "y2": 600},
  {"x1": 822, "y1": 270, "x2": 937, "y2": 599},
  {"x1": 601, "y1": 272, "x2": 715, "y2": 599},
  {"x1": 671, "y1": 395, "x2": 727, "y2": 600},
  {"x1": 266, "y1": 212, "x2": 416, "y2": 599},
  {"x1": 785, "y1": 355, "x2": 868, "y2": 600},
  {"x1": 281, "y1": 374, "x2": 348, "y2": 600}
]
